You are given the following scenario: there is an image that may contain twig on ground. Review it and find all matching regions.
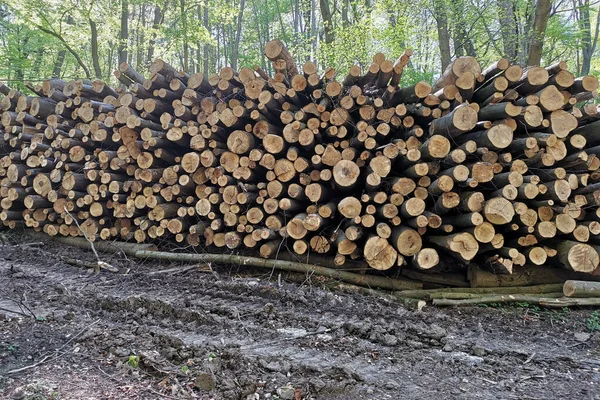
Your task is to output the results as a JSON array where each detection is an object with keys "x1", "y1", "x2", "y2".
[
  {"x1": 0, "y1": 306, "x2": 32, "y2": 318},
  {"x1": 61, "y1": 257, "x2": 119, "y2": 273},
  {"x1": 0, "y1": 288, "x2": 38, "y2": 319},
  {"x1": 6, "y1": 318, "x2": 101, "y2": 374},
  {"x1": 524, "y1": 352, "x2": 536, "y2": 364},
  {"x1": 63, "y1": 208, "x2": 116, "y2": 273},
  {"x1": 147, "y1": 264, "x2": 212, "y2": 276}
]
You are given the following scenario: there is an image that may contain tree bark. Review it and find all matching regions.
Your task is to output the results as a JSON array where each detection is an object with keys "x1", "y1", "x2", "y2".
[
  {"x1": 319, "y1": 0, "x2": 334, "y2": 44},
  {"x1": 203, "y1": 3, "x2": 210, "y2": 75},
  {"x1": 577, "y1": 0, "x2": 600, "y2": 75},
  {"x1": 52, "y1": 50, "x2": 66, "y2": 78},
  {"x1": 527, "y1": 0, "x2": 551, "y2": 66},
  {"x1": 147, "y1": 2, "x2": 165, "y2": 67},
  {"x1": 89, "y1": 19, "x2": 102, "y2": 79},
  {"x1": 119, "y1": 0, "x2": 129, "y2": 66},
  {"x1": 451, "y1": 0, "x2": 476, "y2": 57},
  {"x1": 433, "y1": 0, "x2": 452, "y2": 71},
  {"x1": 497, "y1": 0, "x2": 518, "y2": 61},
  {"x1": 231, "y1": 0, "x2": 246, "y2": 71}
]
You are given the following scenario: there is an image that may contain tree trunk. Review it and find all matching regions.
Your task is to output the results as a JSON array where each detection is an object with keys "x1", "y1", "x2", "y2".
[
  {"x1": 451, "y1": 0, "x2": 476, "y2": 57},
  {"x1": 319, "y1": 0, "x2": 334, "y2": 44},
  {"x1": 231, "y1": 0, "x2": 246, "y2": 71},
  {"x1": 497, "y1": 0, "x2": 518, "y2": 61},
  {"x1": 136, "y1": 4, "x2": 146, "y2": 70},
  {"x1": 578, "y1": 0, "x2": 600, "y2": 75},
  {"x1": 89, "y1": 19, "x2": 102, "y2": 78},
  {"x1": 52, "y1": 50, "x2": 66, "y2": 78},
  {"x1": 433, "y1": 0, "x2": 452, "y2": 71},
  {"x1": 310, "y1": 0, "x2": 317, "y2": 58},
  {"x1": 342, "y1": 0, "x2": 349, "y2": 26},
  {"x1": 203, "y1": 3, "x2": 210, "y2": 75},
  {"x1": 147, "y1": 2, "x2": 165, "y2": 67},
  {"x1": 119, "y1": 0, "x2": 129, "y2": 66},
  {"x1": 527, "y1": 0, "x2": 551, "y2": 66},
  {"x1": 180, "y1": 0, "x2": 189, "y2": 72}
]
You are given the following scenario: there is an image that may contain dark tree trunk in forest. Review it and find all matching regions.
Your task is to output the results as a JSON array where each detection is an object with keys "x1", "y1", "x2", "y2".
[
  {"x1": 310, "y1": 0, "x2": 317, "y2": 57},
  {"x1": 89, "y1": 19, "x2": 102, "y2": 78},
  {"x1": 51, "y1": 16, "x2": 74, "y2": 79},
  {"x1": 578, "y1": 0, "x2": 600, "y2": 75},
  {"x1": 180, "y1": 0, "x2": 189, "y2": 72},
  {"x1": 319, "y1": 0, "x2": 334, "y2": 43},
  {"x1": 31, "y1": 48, "x2": 43, "y2": 78},
  {"x1": 433, "y1": 0, "x2": 452, "y2": 71},
  {"x1": 231, "y1": 0, "x2": 246, "y2": 71},
  {"x1": 527, "y1": 0, "x2": 551, "y2": 66},
  {"x1": 498, "y1": 0, "x2": 518, "y2": 61},
  {"x1": 136, "y1": 4, "x2": 146, "y2": 70},
  {"x1": 52, "y1": 50, "x2": 66, "y2": 78},
  {"x1": 342, "y1": 0, "x2": 349, "y2": 26},
  {"x1": 204, "y1": 4, "x2": 210, "y2": 75},
  {"x1": 274, "y1": 0, "x2": 288, "y2": 42},
  {"x1": 15, "y1": 35, "x2": 30, "y2": 83},
  {"x1": 451, "y1": 0, "x2": 476, "y2": 57},
  {"x1": 147, "y1": 2, "x2": 164, "y2": 67},
  {"x1": 118, "y1": 0, "x2": 129, "y2": 66}
]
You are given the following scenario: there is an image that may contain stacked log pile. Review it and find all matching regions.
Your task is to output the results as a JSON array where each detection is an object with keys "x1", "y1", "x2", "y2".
[{"x1": 1, "y1": 39, "x2": 600, "y2": 282}]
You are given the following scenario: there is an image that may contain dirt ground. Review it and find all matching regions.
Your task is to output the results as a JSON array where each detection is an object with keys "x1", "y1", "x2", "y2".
[{"x1": 1, "y1": 231, "x2": 600, "y2": 400}]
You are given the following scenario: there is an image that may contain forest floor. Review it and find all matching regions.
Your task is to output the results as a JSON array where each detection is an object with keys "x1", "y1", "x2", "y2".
[{"x1": 1, "y1": 231, "x2": 600, "y2": 400}]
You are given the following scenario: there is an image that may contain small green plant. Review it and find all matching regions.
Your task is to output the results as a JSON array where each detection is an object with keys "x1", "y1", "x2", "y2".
[
  {"x1": 208, "y1": 352, "x2": 217, "y2": 361},
  {"x1": 7, "y1": 344, "x2": 18, "y2": 352},
  {"x1": 586, "y1": 311, "x2": 600, "y2": 331},
  {"x1": 181, "y1": 365, "x2": 189, "y2": 374},
  {"x1": 128, "y1": 355, "x2": 139, "y2": 368}
]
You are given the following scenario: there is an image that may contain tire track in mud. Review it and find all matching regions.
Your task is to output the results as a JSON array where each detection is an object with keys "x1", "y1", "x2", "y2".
[{"x1": 1, "y1": 237, "x2": 600, "y2": 399}]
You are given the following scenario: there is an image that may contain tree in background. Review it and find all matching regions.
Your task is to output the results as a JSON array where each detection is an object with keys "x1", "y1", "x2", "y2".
[{"x1": 0, "y1": 0, "x2": 597, "y2": 92}]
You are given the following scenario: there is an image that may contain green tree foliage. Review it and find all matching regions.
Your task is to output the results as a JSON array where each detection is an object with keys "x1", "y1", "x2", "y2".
[{"x1": 0, "y1": 0, "x2": 598, "y2": 91}]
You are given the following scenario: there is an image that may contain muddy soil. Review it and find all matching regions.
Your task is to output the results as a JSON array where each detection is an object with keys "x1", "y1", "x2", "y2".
[{"x1": 1, "y1": 231, "x2": 600, "y2": 400}]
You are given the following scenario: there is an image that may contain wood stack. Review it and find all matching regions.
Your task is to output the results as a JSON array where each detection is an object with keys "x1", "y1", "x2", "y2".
[{"x1": 1, "y1": 39, "x2": 600, "y2": 283}]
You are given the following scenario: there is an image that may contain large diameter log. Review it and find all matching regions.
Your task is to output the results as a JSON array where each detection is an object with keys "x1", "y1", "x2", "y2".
[
  {"x1": 363, "y1": 236, "x2": 398, "y2": 270},
  {"x1": 433, "y1": 56, "x2": 481, "y2": 91},
  {"x1": 429, "y1": 233, "x2": 479, "y2": 262},
  {"x1": 555, "y1": 241, "x2": 599, "y2": 273},
  {"x1": 563, "y1": 280, "x2": 600, "y2": 298},
  {"x1": 429, "y1": 104, "x2": 478, "y2": 137},
  {"x1": 338, "y1": 196, "x2": 362, "y2": 218},
  {"x1": 264, "y1": 40, "x2": 299, "y2": 77},
  {"x1": 391, "y1": 226, "x2": 422, "y2": 256},
  {"x1": 483, "y1": 197, "x2": 515, "y2": 225},
  {"x1": 227, "y1": 130, "x2": 256, "y2": 154},
  {"x1": 456, "y1": 124, "x2": 513, "y2": 150},
  {"x1": 333, "y1": 160, "x2": 360, "y2": 188}
]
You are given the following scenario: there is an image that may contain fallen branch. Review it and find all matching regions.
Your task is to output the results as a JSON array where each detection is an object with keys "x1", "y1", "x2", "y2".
[
  {"x1": 63, "y1": 208, "x2": 117, "y2": 273},
  {"x1": 61, "y1": 256, "x2": 119, "y2": 273},
  {"x1": 401, "y1": 269, "x2": 470, "y2": 287},
  {"x1": 132, "y1": 250, "x2": 422, "y2": 291},
  {"x1": 147, "y1": 263, "x2": 213, "y2": 275},
  {"x1": 428, "y1": 291, "x2": 564, "y2": 300},
  {"x1": 563, "y1": 280, "x2": 600, "y2": 298},
  {"x1": 26, "y1": 231, "x2": 157, "y2": 257},
  {"x1": 26, "y1": 231, "x2": 421, "y2": 290},
  {"x1": 433, "y1": 295, "x2": 600, "y2": 307},
  {"x1": 396, "y1": 283, "x2": 565, "y2": 299},
  {"x1": 333, "y1": 283, "x2": 426, "y2": 311}
]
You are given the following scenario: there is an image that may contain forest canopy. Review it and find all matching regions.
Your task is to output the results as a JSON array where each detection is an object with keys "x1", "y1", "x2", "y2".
[{"x1": 0, "y1": 0, "x2": 598, "y2": 91}]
